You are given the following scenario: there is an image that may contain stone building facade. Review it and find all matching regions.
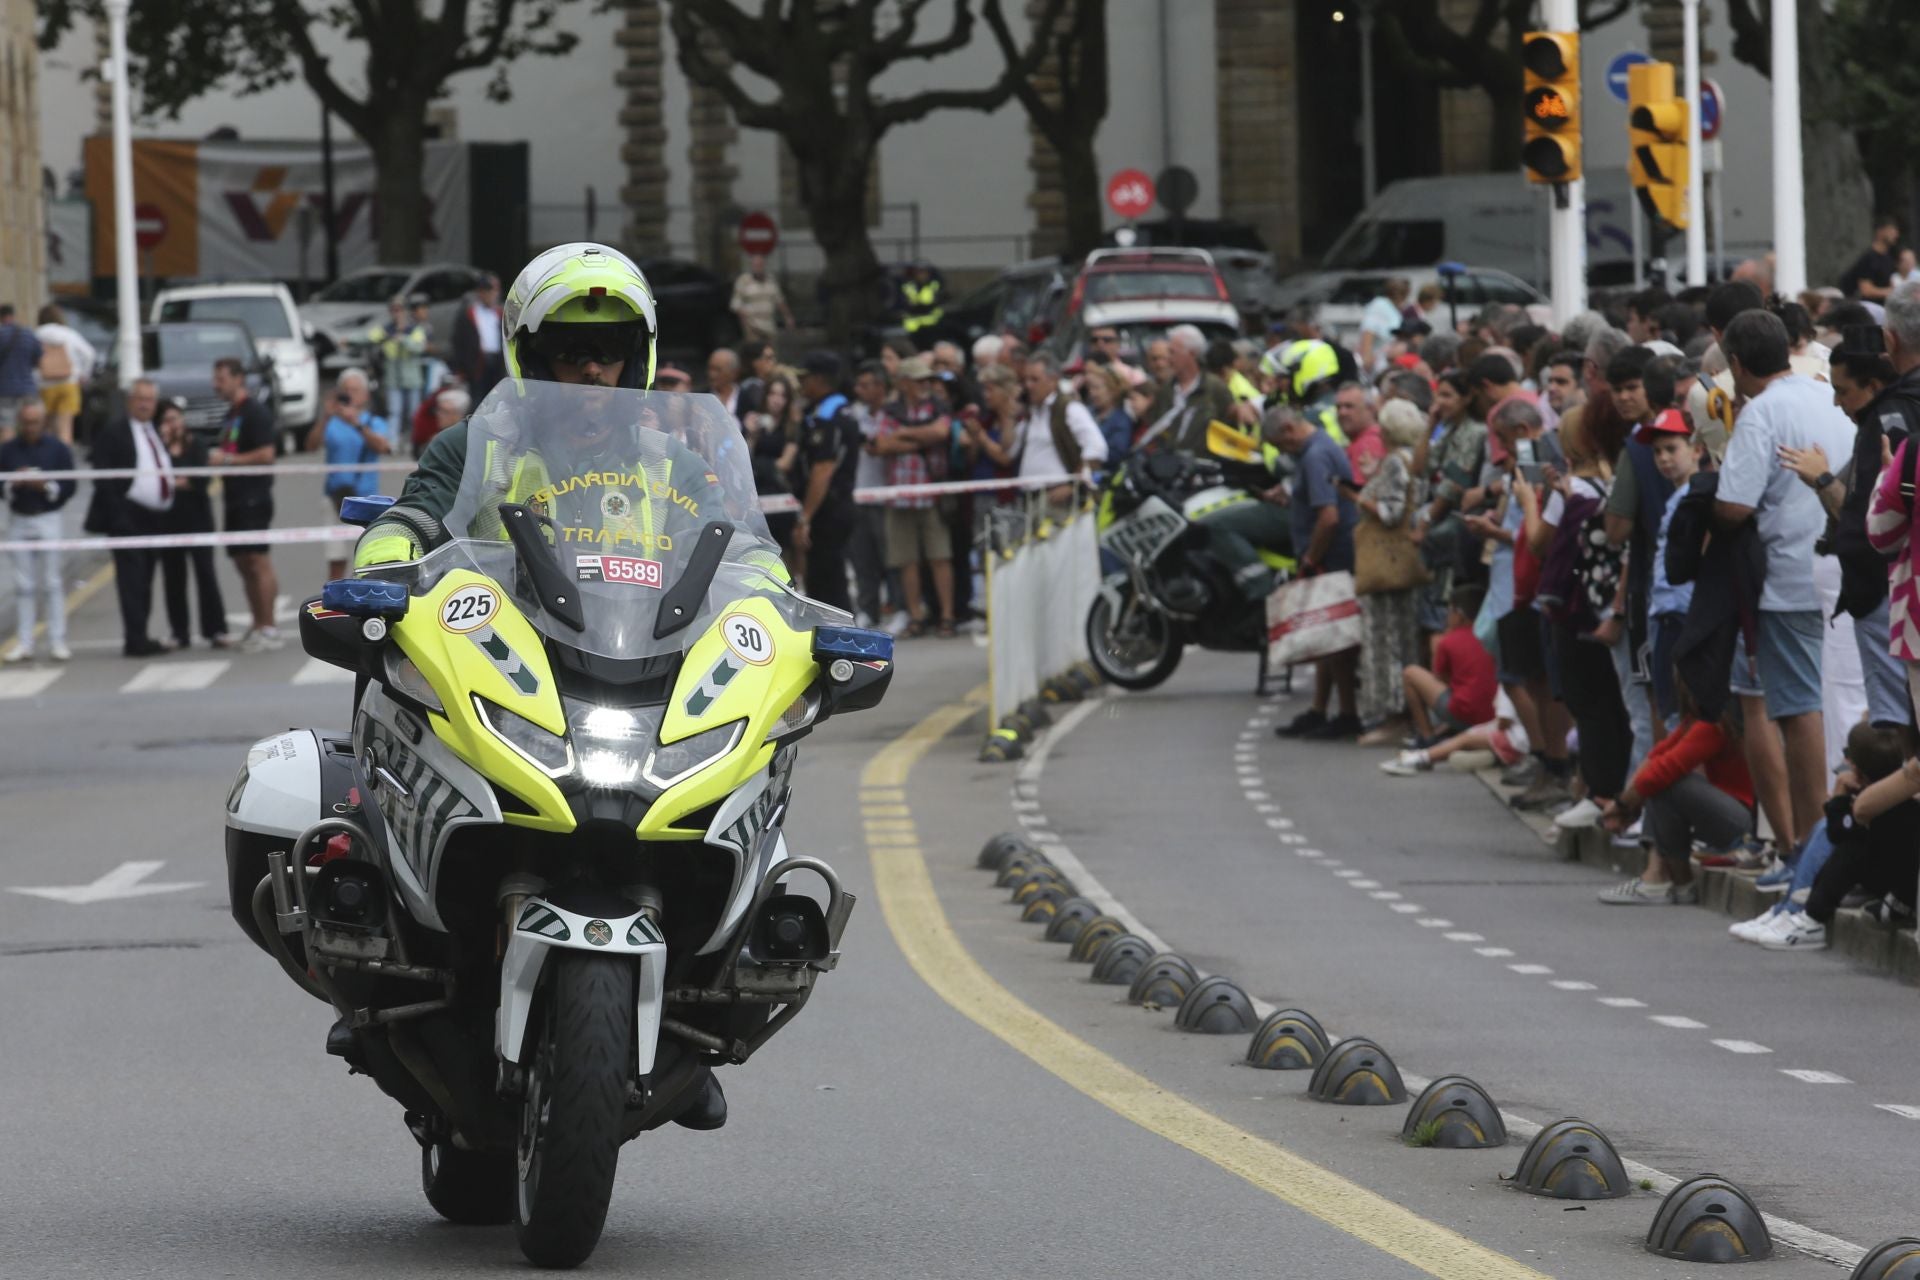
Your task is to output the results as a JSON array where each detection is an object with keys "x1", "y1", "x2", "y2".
[{"x1": 0, "y1": 0, "x2": 45, "y2": 314}]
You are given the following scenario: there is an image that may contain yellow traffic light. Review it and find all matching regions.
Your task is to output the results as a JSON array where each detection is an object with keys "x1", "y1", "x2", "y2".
[
  {"x1": 1522, "y1": 31, "x2": 1581, "y2": 185},
  {"x1": 1628, "y1": 60, "x2": 1689, "y2": 229}
]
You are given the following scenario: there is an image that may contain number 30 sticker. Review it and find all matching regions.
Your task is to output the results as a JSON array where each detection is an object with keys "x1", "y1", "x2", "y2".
[
  {"x1": 722, "y1": 612, "x2": 773, "y2": 666},
  {"x1": 441, "y1": 583, "x2": 500, "y2": 633}
]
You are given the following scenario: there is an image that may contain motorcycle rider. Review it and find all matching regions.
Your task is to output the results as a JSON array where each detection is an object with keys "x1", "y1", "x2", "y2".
[
  {"x1": 352, "y1": 241, "x2": 738, "y2": 1131},
  {"x1": 1260, "y1": 338, "x2": 1350, "y2": 447}
]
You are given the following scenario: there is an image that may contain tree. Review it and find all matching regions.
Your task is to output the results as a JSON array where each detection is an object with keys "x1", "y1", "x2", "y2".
[
  {"x1": 1827, "y1": 0, "x2": 1920, "y2": 241},
  {"x1": 667, "y1": 0, "x2": 1066, "y2": 345},
  {"x1": 1721, "y1": 0, "x2": 1874, "y2": 288},
  {"x1": 981, "y1": 0, "x2": 1108, "y2": 261},
  {"x1": 1376, "y1": 0, "x2": 1630, "y2": 171},
  {"x1": 38, "y1": 0, "x2": 581, "y2": 263}
]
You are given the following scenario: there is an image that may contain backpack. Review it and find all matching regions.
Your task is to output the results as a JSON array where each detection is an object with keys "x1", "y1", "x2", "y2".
[
  {"x1": 1047, "y1": 394, "x2": 1082, "y2": 474},
  {"x1": 1536, "y1": 481, "x2": 1623, "y2": 632}
]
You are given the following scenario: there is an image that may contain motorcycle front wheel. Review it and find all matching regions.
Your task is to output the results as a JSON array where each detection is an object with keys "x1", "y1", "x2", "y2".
[
  {"x1": 1085, "y1": 589, "x2": 1183, "y2": 690},
  {"x1": 514, "y1": 951, "x2": 635, "y2": 1269}
]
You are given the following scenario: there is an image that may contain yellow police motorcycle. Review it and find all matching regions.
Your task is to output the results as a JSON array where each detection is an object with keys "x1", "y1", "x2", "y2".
[{"x1": 223, "y1": 384, "x2": 891, "y2": 1268}]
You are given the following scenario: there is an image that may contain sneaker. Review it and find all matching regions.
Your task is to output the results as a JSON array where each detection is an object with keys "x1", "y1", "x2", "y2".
[
  {"x1": 1380, "y1": 749, "x2": 1432, "y2": 777},
  {"x1": 1730, "y1": 905, "x2": 1787, "y2": 942},
  {"x1": 1758, "y1": 914, "x2": 1829, "y2": 951},
  {"x1": 1500, "y1": 758, "x2": 1542, "y2": 789},
  {"x1": 1598, "y1": 877, "x2": 1673, "y2": 905},
  {"x1": 49, "y1": 642, "x2": 71, "y2": 662},
  {"x1": 1863, "y1": 896, "x2": 1918, "y2": 930},
  {"x1": 1755, "y1": 858, "x2": 1793, "y2": 894},
  {"x1": 1302, "y1": 713, "x2": 1363, "y2": 741},
  {"x1": 1553, "y1": 798, "x2": 1605, "y2": 830},
  {"x1": 1, "y1": 640, "x2": 30, "y2": 664},
  {"x1": 238, "y1": 628, "x2": 285, "y2": 654},
  {"x1": 1611, "y1": 816, "x2": 1645, "y2": 849},
  {"x1": 883, "y1": 610, "x2": 912, "y2": 637},
  {"x1": 1276, "y1": 708, "x2": 1328, "y2": 738},
  {"x1": 1511, "y1": 774, "x2": 1574, "y2": 812}
]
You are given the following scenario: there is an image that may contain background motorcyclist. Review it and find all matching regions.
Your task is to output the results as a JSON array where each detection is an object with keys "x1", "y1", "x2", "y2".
[{"x1": 1260, "y1": 338, "x2": 1350, "y2": 447}]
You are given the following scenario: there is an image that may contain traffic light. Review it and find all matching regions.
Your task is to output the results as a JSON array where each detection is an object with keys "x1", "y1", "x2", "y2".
[
  {"x1": 1627, "y1": 60, "x2": 1689, "y2": 229},
  {"x1": 1522, "y1": 31, "x2": 1581, "y2": 185}
]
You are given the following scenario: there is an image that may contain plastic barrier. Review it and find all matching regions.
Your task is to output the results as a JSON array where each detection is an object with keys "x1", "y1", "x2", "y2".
[{"x1": 982, "y1": 488, "x2": 1101, "y2": 750}]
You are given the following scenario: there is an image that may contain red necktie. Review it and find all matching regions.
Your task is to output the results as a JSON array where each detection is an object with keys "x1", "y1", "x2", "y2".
[{"x1": 141, "y1": 421, "x2": 171, "y2": 503}]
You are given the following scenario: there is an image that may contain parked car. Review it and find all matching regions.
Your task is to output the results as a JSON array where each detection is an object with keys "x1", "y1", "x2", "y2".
[
  {"x1": 1064, "y1": 248, "x2": 1234, "y2": 326},
  {"x1": 152, "y1": 282, "x2": 318, "y2": 429},
  {"x1": 1045, "y1": 296, "x2": 1242, "y2": 372},
  {"x1": 94, "y1": 321, "x2": 280, "y2": 444},
  {"x1": 299, "y1": 262, "x2": 488, "y2": 373},
  {"x1": 1277, "y1": 266, "x2": 1548, "y2": 347},
  {"x1": 637, "y1": 257, "x2": 741, "y2": 357},
  {"x1": 1102, "y1": 222, "x2": 1276, "y2": 323}
]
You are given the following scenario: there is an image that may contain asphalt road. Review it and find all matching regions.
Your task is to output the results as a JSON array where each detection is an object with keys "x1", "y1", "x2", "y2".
[{"x1": 0, "y1": 501, "x2": 1902, "y2": 1277}]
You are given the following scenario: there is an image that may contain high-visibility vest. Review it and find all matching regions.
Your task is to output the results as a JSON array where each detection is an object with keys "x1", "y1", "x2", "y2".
[{"x1": 901, "y1": 280, "x2": 943, "y2": 332}]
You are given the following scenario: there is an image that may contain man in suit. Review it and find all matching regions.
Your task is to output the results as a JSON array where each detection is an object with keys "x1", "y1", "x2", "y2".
[
  {"x1": 450, "y1": 273, "x2": 505, "y2": 401},
  {"x1": 85, "y1": 378, "x2": 174, "y2": 656}
]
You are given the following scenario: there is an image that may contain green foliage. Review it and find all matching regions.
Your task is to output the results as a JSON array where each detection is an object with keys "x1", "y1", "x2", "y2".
[{"x1": 1402, "y1": 1118, "x2": 1446, "y2": 1148}]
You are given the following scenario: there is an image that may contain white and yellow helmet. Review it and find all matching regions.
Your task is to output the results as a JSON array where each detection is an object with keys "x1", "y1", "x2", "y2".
[{"x1": 501, "y1": 242, "x2": 658, "y2": 389}]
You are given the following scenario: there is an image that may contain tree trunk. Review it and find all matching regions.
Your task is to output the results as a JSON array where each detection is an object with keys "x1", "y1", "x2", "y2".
[
  {"x1": 796, "y1": 145, "x2": 885, "y2": 349},
  {"x1": 1057, "y1": 131, "x2": 1103, "y2": 261},
  {"x1": 1796, "y1": 2, "x2": 1871, "y2": 290},
  {"x1": 368, "y1": 99, "x2": 430, "y2": 264}
]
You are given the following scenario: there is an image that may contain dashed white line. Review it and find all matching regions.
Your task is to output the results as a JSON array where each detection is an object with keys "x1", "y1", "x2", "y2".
[
  {"x1": 120, "y1": 660, "x2": 230, "y2": 694},
  {"x1": 1247, "y1": 791, "x2": 1271, "y2": 802},
  {"x1": 1508, "y1": 963, "x2": 1553, "y2": 975},
  {"x1": 292, "y1": 658, "x2": 355, "y2": 686},
  {"x1": 1444, "y1": 932, "x2": 1484, "y2": 942},
  {"x1": 1474, "y1": 947, "x2": 1515, "y2": 958},
  {"x1": 0, "y1": 669, "x2": 63, "y2": 699},
  {"x1": 1368, "y1": 890, "x2": 1401, "y2": 900},
  {"x1": 1598, "y1": 996, "x2": 1647, "y2": 1008},
  {"x1": 1266, "y1": 817, "x2": 1294, "y2": 829},
  {"x1": 1349, "y1": 879, "x2": 1381, "y2": 889},
  {"x1": 1874, "y1": 1104, "x2": 1920, "y2": 1119},
  {"x1": 1295, "y1": 849, "x2": 1324, "y2": 859},
  {"x1": 1416, "y1": 918, "x2": 1453, "y2": 928},
  {"x1": 1550, "y1": 980, "x2": 1596, "y2": 991},
  {"x1": 1781, "y1": 1069, "x2": 1851, "y2": 1084},
  {"x1": 1649, "y1": 1015, "x2": 1707, "y2": 1029},
  {"x1": 1276, "y1": 832, "x2": 1304, "y2": 843},
  {"x1": 1388, "y1": 903, "x2": 1424, "y2": 914},
  {"x1": 1333, "y1": 869, "x2": 1363, "y2": 878},
  {"x1": 1712, "y1": 1040, "x2": 1773, "y2": 1055}
]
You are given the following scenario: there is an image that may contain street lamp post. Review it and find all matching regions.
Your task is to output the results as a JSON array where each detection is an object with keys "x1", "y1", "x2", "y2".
[
  {"x1": 1682, "y1": 0, "x2": 1707, "y2": 285},
  {"x1": 103, "y1": 0, "x2": 142, "y2": 383},
  {"x1": 1356, "y1": 0, "x2": 1378, "y2": 206},
  {"x1": 1771, "y1": 0, "x2": 1806, "y2": 295},
  {"x1": 1541, "y1": 0, "x2": 1586, "y2": 326}
]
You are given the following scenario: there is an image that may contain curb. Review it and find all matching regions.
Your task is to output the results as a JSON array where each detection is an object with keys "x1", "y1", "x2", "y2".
[{"x1": 1475, "y1": 766, "x2": 1920, "y2": 990}]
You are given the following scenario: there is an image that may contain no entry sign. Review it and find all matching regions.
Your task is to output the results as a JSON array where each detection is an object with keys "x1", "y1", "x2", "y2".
[
  {"x1": 1106, "y1": 169, "x2": 1156, "y2": 220},
  {"x1": 134, "y1": 203, "x2": 168, "y2": 251},
  {"x1": 737, "y1": 211, "x2": 778, "y2": 255}
]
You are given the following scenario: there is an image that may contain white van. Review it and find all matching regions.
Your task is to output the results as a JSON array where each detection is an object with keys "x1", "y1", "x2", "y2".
[{"x1": 152, "y1": 283, "x2": 319, "y2": 430}]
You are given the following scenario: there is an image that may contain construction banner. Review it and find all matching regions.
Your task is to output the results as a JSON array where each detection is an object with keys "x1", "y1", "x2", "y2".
[{"x1": 84, "y1": 136, "x2": 471, "y2": 281}]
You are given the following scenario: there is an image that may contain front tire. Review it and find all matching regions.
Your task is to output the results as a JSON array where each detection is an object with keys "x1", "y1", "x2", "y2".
[
  {"x1": 1085, "y1": 589, "x2": 1183, "y2": 690},
  {"x1": 514, "y1": 952, "x2": 636, "y2": 1269},
  {"x1": 422, "y1": 1140, "x2": 513, "y2": 1225}
]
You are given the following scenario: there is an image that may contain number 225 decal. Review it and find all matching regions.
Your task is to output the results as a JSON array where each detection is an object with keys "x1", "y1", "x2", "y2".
[
  {"x1": 722, "y1": 612, "x2": 773, "y2": 666},
  {"x1": 440, "y1": 583, "x2": 500, "y2": 633}
]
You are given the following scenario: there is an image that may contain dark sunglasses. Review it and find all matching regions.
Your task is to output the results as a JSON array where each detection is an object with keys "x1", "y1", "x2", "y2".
[{"x1": 532, "y1": 329, "x2": 632, "y2": 368}]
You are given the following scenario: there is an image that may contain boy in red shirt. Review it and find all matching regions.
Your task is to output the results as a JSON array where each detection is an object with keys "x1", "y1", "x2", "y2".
[{"x1": 1401, "y1": 584, "x2": 1497, "y2": 747}]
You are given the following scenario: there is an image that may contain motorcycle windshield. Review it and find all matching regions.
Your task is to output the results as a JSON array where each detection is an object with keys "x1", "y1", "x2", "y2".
[{"x1": 411, "y1": 381, "x2": 836, "y2": 661}]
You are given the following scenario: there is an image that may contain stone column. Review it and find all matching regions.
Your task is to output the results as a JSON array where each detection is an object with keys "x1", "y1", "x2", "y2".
[
  {"x1": 1215, "y1": 0, "x2": 1300, "y2": 265},
  {"x1": 617, "y1": 0, "x2": 669, "y2": 257},
  {"x1": 686, "y1": 25, "x2": 738, "y2": 272}
]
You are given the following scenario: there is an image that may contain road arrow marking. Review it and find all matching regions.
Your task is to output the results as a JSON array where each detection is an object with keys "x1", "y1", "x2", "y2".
[{"x1": 9, "y1": 860, "x2": 203, "y2": 904}]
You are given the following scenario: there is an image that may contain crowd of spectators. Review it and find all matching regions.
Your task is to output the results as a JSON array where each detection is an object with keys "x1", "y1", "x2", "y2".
[{"x1": 1281, "y1": 254, "x2": 1920, "y2": 957}]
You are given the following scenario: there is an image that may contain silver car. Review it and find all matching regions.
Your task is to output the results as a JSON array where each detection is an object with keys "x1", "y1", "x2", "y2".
[{"x1": 298, "y1": 262, "x2": 488, "y2": 373}]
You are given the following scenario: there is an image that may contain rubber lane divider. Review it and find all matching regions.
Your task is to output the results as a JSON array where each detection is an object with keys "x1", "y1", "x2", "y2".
[{"x1": 861, "y1": 691, "x2": 1551, "y2": 1280}]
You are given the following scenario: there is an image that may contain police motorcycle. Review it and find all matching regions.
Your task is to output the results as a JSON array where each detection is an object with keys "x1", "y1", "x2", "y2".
[
  {"x1": 223, "y1": 383, "x2": 891, "y2": 1269},
  {"x1": 1084, "y1": 421, "x2": 1294, "y2": 692}
]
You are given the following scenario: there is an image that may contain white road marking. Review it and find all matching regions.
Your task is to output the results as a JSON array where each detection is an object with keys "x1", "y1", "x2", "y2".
[
  {"x1": 1712, "y1": 1040, "x2": 1773, "y2": 1055},
  {"x1": 120, "y1": 660, "x2": 230, "y2": 694},
  {"x1": 1349, "y1": 879, "x2": 1381, "y2": 889},
  {"x1": 1598, "y1": 996, "x2": 1647, "y2": 1008},
  {"x1": 1276, "y1": 832, "x2": 1304, "y2": 843},
  {"x1": 1266, "y1": 817, "x2": 1294, "y2": 829},
  {"x1": 1474, "y1": 947, "x2": 1515, "y2": 957},
  {"x1": 1874, "y1": 1104, "x2": 1920, "y2": 1119},
  {"x1": 1415, "y1": 918, "x2": 1453, "y2": 928},
  {"x1": 1247, "y1": 791, "x2": 1271, "y2": 802},
  {"x1": 1443, "y1": 932, "x2": 1484, "y2": 942},
  {"x1": 1649, "y1": 1015, "x2": 1707, "y2": 1029},
  {"x1": 1388, "y1": 903, "x2": 1424, "y2": 914},
  {"x1": 1334, "y1": 869, "x2": 1363, "y2": 878},
  {"x1": 1295, "y1": 849, "x2": 1324, "y2": 858},
  {"x1": 1010, "y1": 798, "x2": 1042, "y2": 812},
  {"x1": 1508, "y1": 963, "x2": 1553, "y2": 975},
  {"x1": 0, "y1": 669, "x2": 63, "y2": 699},
  {"x1": 1368, "y1": 890, "x2": 1401, "y2": 900},
  {"x1": 9, "y1": 859, "x2": 203, "y2": 903},
  {"x1": 1550, "y1": 980, "x2": 1596, "y2": 991},
  {"x1": 1237, "y1": 777, "x2": 1261, "y2": 788},
  {"x1": 291, "y1": 658, "x2": 355, "y2": 686},
  {"x1": 1781, "y1": 1069, "x2": 1851, "y2": 1084}
]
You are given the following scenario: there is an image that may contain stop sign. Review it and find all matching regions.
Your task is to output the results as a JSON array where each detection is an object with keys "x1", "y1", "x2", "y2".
[
  {"x1": 737, "y1": 211, "x2": 778, "y2": 256},
  {"x1": 134, "y1": 203, "x2": 167, "y2": 251},
  {"x1": 1106, "y1": 169, "x2": 1156, "y2": 220}
]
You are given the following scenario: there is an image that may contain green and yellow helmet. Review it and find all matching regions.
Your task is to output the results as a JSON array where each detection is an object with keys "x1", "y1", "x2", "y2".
[
  {"x1": 1261, "y1": 338, "x2": 1342, "y2": 405},
  {"x1": 501, "y1": 242, "x2": 658, "y2": 389}
]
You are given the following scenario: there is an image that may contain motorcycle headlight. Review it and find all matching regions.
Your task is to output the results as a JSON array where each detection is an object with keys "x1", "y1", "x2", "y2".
[
  {"x1": 475, "y1": 696, "x2": 574, "y2": 778},
  {"x1": 384, "y1": 647, "x2": 444, "y2": 715},
  {"x1": 643, "y1": 719, "x2": 745, "y2": 790},
  {"x1": 764, "y1": 688, "x2": 821, "y2": 743}
]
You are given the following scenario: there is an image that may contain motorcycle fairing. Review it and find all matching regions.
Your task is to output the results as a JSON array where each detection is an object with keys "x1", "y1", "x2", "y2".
[
  {"x1": 497, "y1": 898, "x2": 668, "y2": 1072},
  {"x1": 355, "y1": 685, "x2": 504, "y2": 933}
]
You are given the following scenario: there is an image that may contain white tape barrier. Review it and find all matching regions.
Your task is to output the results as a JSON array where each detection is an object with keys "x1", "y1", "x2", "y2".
[
  {"x1": 988, "y1": 507, "x2": 1100, "y2": 727},
  {"x1": 0, "y1": 473, "x2": 1082, "y2": 554},
  {"x1": 9, "y1": 459, "x2": 424, "y2": 482}
]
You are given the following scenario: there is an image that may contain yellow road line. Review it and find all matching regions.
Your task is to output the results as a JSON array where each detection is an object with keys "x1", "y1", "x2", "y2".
[
  {"x1": 32, "y1": 560, "x2": 115, "y2": 643},
  {"x1": 861, "y1": 696, "x2": 1550, "y2": 1280}
]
